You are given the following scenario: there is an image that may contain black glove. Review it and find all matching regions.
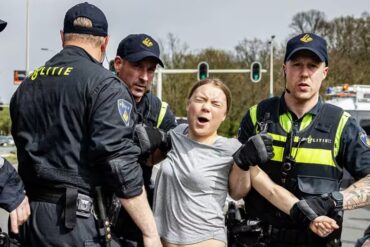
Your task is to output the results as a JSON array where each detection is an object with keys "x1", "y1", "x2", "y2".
[
  {"x1": 233, "y1": 133, "x2": 274, "y2": 171},
  {"x1": 133, "y1": 124, "x2": 170, "y2": 155},
  {"x1": 290, "y1": 195, "x2": 336, "y2": 227},
  {"x1": 290, "y1": 200, "x2": 319, "y2": 227}
]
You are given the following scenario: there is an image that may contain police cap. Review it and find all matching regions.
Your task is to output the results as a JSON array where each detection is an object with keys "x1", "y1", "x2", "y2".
[
  {"x1": 117, "y1": 34, "x2": 164, "y2": 67},
  {"x1": 284, "y1": 33, "x2": 328, "y2": 65},
  {"x1": 63, "y1": 2, "x2": 108, "y2": 37}
]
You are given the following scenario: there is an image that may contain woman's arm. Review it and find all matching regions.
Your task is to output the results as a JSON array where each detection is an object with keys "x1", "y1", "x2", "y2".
[
  {"x1": 250, "y1": 166, "x2": 338, "y2": 236},
  {"x1": 250, "y1": 165, "x2": 298, "y2": 214},
  {"x1": 228, "y1": 164, "x2": 251, "y2": 200}
]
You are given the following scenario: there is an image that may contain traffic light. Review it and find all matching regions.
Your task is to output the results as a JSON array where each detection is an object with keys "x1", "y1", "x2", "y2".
[
  {"x1": 197, "y1": 61, "x2": 209, "y2": 80},
  {"x1": 250, "y1": 62, "x2": 262, "y2": 83}
]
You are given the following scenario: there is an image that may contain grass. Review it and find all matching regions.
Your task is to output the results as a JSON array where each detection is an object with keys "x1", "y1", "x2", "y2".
[{"x1": 1, "y1": 148, "x2": 18, "y2": 164}]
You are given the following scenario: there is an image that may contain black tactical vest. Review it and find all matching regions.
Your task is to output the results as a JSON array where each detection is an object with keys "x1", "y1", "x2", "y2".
[{"x1": 244, "y1": 97, "x2": 349, "y2": 227}]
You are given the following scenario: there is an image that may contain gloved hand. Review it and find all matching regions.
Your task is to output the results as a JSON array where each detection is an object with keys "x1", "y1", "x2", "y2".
[
  {"x1": 290, "y1": 195, "x2": 337, "y2": 227},
  {"x1": 133, "y1": 124, "x2": 171, "y2": 155},
  {"x1": 233, "y1": 132, "x2": 274, "y2": 171},
  {"x1": 290, "y1": 200, "x2": 319, "y2": 227}
]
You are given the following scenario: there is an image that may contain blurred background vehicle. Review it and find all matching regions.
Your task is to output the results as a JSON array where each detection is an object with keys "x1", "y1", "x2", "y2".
[{"x1": 0, "y1": 136, "x2": 14, "y2": 147}]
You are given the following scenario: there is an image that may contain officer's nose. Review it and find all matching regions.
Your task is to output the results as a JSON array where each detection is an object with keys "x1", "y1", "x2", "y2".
[
  {"x1": 138, "y1": 67, "x2": 149, "y2": 82},
  {"x1": 301, "y1": 65, "x2": 310, "y2": 77}
]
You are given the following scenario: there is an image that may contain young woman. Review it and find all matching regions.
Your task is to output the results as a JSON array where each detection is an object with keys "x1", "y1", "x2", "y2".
[{"x1": 152, "y1": 79, "x2": 337, "y2": 247}]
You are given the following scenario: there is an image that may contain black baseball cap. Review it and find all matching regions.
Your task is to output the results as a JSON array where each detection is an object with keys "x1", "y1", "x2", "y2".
[
  {"x1": 63, "y1": 2, "x2": 108, "y2": 37},
  {"x1": 0, "y1": 19, "x2": 7, "y2": 32},
  {"x1": 116, "y1": 34, "x2": 164, "y2": 67},
  {"x1": 284, "y1": 33, "x2": 328, "y2": 65}
]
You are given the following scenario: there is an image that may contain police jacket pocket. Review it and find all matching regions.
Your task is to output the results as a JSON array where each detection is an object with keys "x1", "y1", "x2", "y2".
[{"x1": 297, "y1": 175, "x2": 340, "y2": 195}]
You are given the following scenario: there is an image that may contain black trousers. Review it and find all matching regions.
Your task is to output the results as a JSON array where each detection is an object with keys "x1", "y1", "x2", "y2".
[{"x1": 19, "y1": 201, "x2": 101, "y2": 247}]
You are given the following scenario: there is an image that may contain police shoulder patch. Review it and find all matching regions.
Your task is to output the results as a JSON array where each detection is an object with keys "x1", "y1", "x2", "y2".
[
  {"x1": 359, "y1": 131, "x2": 370, "y2": 147},
  {"x1": 117, "y1": 99, "x2": 132, "y2": 126}
]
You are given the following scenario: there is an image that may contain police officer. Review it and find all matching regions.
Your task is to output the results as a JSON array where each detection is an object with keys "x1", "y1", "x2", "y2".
[
  {"x1": 237, "y1": 33, "x2": 370, "y2": 247},
  {"x1": 356, "y1": 225, "x2": 370, "y2": 247},
  {"x1": 0, "y1": 18, "x2": 30, "y2": 236},
  {"x1": 0, "y1": 157, "x2": 30, "y2": 235},
  {"x1": 9, "y1": 3, "x2": 161, "y2": 246},
  {"x1": 112, "y1": 34, "x2": 177, "y2": 246}
]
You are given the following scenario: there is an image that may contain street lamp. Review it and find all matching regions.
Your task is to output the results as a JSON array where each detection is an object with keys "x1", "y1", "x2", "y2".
[
  {"x1": 268, "y1": 35, "x2": 275, "y2": 98},
  {"x1": 25, "y1": 0, "x2": 30, "y2": 75}
]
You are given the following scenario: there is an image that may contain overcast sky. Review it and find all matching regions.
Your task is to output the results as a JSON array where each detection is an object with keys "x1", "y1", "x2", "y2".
[{"x1": 0, "y1": 0, "x2": 369, "y2": 103}]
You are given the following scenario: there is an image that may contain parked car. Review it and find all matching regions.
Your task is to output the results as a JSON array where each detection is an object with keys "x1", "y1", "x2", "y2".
[{"x1": 0, "y1": 136, "x2": 14, "y2": 146}]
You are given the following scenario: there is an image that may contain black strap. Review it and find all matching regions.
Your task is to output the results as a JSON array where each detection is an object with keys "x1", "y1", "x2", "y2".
[
  {"x1": 257, "y1": 96, "x2": 280, "y2": 128},
  {"x1": 315, "y1": 104, "x2": 344, "y2": 133},
  {"x1": 65, "y1": 188, "x2": 78, "y2": 229}
]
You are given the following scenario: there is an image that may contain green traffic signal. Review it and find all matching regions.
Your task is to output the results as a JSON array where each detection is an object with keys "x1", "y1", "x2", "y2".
[
  {"x1": 250, "y1": 62, "x2": 262, "y2": 83},
  {"x1": 199, "y1": 74, "x2": 207, "y2": 80},
  {"x1": 197, "y1": 62, "x2": 209, "y2": 80}
]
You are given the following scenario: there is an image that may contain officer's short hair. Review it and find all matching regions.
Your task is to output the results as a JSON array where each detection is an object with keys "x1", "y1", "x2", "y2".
[
  {"x1": 63, "y1": 17, "x2": 105, "y2": 47},
  {"x1": 63, "y1": 2, "x2": 108, "y2": 37},
  {"x1": 62, "y1": 2, "x2": 107, "y2": 47}
]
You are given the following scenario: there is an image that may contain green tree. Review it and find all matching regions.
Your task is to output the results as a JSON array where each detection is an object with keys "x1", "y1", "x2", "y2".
[
  {"x1": 0, "y1": 107, "x2": 11, "y2": 135},
  {"x1": 289, "y1": 9, "x2": 327, "y2": 34},
  {"x1": 156, "y1": 11, "x2": 370, "y2": 137}
]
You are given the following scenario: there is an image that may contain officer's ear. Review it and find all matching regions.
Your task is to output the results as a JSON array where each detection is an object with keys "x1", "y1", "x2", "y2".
[
  {"x1": 101, "y1": 35, "x2": 109, "y2": 53},
  {"x1": 322, "y1": 65, "x2": 329, "y2": 80},
  {"x1": 60, "y1": 31, "x2": 65, "y2": 47},
  {"x1": 114, "y1": 56, "x2": 123, "y2": 75}
]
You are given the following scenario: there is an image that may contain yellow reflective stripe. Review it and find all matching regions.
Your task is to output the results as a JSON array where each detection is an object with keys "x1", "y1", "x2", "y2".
[
  {"x1": 249, "y1": 104, "x2": 258, "y2": 127},
  {"x1": 300, "y1": 114, "x2": 313, "y2": 131},
  {"x1": 334, "y1": 111, "x2": 350, "y2": 157},
  {"x1": 271, "y1": 146, "x2": 336, "y2": 166},
  {"x1": 270, "y1": 133, "x2": 301, "y2": 143},
  {"x1": 271, "y1": 146, "x2": 284, "y2": 162},
  {"x1": 280, "y1": 113, "x2": 292, "y2": 133},
  {"x1": 270, "y1": 133, "x2": 286, "y2": 142},
  {"x1": 294, "y1": 148, "x2": 336, "y2": 167},
  {"x1": 156, "y1": 101, "x2": 168, "y2": 128}
]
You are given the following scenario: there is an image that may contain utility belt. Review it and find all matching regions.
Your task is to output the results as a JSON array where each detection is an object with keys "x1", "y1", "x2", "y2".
[
  {"x1": 28, "y1": 186, "x2": 120, "y2": 247},
  {"x1": 28, "y1": 187, "x2": 94, "y2": 229}
]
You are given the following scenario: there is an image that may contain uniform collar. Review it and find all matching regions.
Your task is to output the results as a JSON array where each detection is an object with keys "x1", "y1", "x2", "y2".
[
  {"x1": 63, "y1": 45, "x2": 102, "y2": 65},
  {"x1": 279, "y1": 92, "x2": 324, "y2": 120}
]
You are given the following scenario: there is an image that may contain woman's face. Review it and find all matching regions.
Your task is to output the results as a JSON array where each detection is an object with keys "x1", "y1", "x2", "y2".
[{"x1": 186, "y1": 83, "x2": 227, "y2": 143}]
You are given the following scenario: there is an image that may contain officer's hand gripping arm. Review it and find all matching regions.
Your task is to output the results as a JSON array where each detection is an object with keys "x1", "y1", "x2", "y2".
[
  {"x1": 233, "y1": 132, "x2": 274, "y2": 171},
  {"x1": 133, "y1": 124, "x2": 170, "y2": 156},
  {"x1": 290, "y1": 195, "x2": 336, "y2": 227}
]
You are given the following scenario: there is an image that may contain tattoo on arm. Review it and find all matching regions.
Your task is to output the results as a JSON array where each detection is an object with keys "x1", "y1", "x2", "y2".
[{"x1": 342, "y1": 174, "x2": 370, "y2": 210}]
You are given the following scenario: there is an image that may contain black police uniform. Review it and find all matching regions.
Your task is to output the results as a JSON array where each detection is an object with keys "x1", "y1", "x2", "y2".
[
  {"x1": 0, "y1": 157, "x2": 25, "y2": 212},
  {"x1": 115, "y1": 91, "x2": 177, "y2": 247},
  {"x1": 10, "y1": 46, "x2": 143, "y2": 246},
  {"x1": 355, "y1": 224, "x2": 370, "y2": 247},
  {"x1": 237, "y1": 94, "x2": 370, "y2": 247}
]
